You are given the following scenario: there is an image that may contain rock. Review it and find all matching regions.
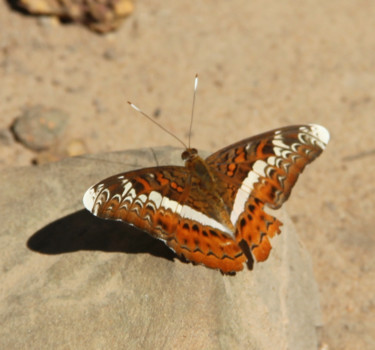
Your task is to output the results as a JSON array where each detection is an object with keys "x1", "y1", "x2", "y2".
[
  {"x1": 12, "y1": 105, "x2": 68, "y2": 151},
  {"x1": 0, "y1": 147, "x2": 322, "y2": 349},
  {"x1": 16, "y1": 0, "x2": 134, "y2": 33}
]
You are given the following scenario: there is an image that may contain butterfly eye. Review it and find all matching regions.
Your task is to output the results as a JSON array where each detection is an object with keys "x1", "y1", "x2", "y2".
[{"x1": 181, "y1": 150, "x2": 189, "y2": 160}]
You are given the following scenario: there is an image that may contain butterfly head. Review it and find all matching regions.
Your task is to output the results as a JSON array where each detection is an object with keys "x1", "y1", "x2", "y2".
[{"x1": 181, "y1": 148, "x2": 198, "y2": 161}]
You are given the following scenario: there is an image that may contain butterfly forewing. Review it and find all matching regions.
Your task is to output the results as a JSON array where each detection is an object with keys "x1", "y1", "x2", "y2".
[
  {"x1": 206, "y1": 124, "x2": 329, "y2": 212},
  {"x1": 84, "y1": 166, "x2": 247, "y2": 273}
]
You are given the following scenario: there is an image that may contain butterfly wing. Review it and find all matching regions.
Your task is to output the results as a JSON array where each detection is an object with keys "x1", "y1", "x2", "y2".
[
  {"x1": 84, "y1": 166, "x2": 246, "y2": 273},
  {"x1": 206, "y1": 124, "x2": 330, "y2": 262}
]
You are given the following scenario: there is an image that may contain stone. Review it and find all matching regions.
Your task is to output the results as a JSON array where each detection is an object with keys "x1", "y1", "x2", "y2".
[
  {"x1": 0, "y1": 147, "x2": 322, "y2": 349},
  {"x1": 16, "y1": 0, "x2": 134, "y2": 33},
  {"x1": 12, "y1": 105, "x2": 68, "y2": 151}
]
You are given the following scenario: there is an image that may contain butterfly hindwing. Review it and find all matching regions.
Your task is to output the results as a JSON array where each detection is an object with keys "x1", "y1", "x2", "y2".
[
  {"x1": 206, "y1": 124, "x2": 329, "y2": 210},
  {"x1": 235, "y1": 197, "x2": 282, "y2": 262}
]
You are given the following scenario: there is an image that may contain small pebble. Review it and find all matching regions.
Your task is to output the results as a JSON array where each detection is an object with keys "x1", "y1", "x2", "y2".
[
  {"x1": 66, "y1": 139, "x2": 87, "y2": 157},
  {"x1": 12, "y1": 105, "x2": 68, "y2": 151}
]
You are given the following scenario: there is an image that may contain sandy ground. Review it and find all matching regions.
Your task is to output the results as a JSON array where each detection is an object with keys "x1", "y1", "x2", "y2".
[{"x1": 1, "y1": 1, "x2": 374, "y2": 349}]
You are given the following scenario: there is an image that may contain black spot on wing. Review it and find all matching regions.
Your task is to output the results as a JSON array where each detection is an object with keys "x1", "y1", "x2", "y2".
[
  {"x1": 262, "y1": 142, "x2": 274, "y2": 155},
  {"x1": 240, "y1": 218, "x2": 246, "y2": 228},
  {"x1": 209, "y1": 229, "x2": 219, "y2": 237},
  {"x1": 132, "y1": 181, "x2": 145, "y2": 193},
  {"x1": 268, "y1": 168, "x2": 276, "y2": 177}
]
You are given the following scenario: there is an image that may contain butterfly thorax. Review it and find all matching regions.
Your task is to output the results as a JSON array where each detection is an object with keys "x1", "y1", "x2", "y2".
[
  {"x1": 182, "y1": 148, "x2": 216, "y2": 191},
  {"x1": 182, "y1": 148, "x2": 235, "y2": 231}
]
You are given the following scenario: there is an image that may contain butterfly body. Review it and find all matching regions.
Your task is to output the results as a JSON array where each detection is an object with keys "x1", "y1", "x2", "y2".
[{"x1": 84, "y1": 124, "x2": 329, "y2": 273}]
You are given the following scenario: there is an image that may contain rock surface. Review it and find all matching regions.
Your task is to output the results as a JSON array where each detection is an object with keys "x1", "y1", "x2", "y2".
[{"x1": 0, "y1": 147, "x2": 322, "y2": 350}]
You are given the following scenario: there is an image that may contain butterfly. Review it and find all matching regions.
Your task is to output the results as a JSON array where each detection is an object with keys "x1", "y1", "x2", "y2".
[{"x1": 83, "y1": 123, "x2": 329, "y2": 274}]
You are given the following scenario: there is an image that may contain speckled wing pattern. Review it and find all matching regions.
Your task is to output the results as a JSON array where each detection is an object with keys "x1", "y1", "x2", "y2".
[{"x1": 83, "y1": 124, "x2": 329, "y2": 273}]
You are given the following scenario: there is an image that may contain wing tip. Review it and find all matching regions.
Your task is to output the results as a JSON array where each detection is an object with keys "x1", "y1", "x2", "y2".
[
  {"x1": 308, "y1": 124, "x2": 330, "y2": 145},
  {"x1": 83, "y1": 186, "x2": 96, "y2": 212}
]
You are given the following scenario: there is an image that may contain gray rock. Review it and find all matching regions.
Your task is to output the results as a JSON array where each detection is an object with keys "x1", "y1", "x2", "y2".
[
  {"x1": 12, "y1": 105, "x2": 68, "y2": 151},
  {"x1": 0, "y1": 147, "x2": 322, "y2": 350}
]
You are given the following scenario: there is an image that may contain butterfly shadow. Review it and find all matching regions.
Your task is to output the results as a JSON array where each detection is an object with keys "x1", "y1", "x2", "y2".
[{"x1": 27, "y1": 210, "x2": 177, "y2": 262}]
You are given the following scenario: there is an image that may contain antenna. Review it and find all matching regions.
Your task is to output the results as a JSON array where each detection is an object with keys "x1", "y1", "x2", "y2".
[
  {"x1": 127, "y1": 101, "x2": 188, "y2": 149},
  {"x1": 188, "y1": 74, "x2": 198, "y2": 148}
]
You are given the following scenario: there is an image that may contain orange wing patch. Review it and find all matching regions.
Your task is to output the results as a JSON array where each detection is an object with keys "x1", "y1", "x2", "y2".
[{"x1": 167, "y1": 220, "x2": 246, "y2": 273}]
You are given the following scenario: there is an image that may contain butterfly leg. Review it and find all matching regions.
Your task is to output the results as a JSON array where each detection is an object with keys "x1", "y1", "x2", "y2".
[{"x1": 235, "y1": 197, "x2": 282, "y2": 262}]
